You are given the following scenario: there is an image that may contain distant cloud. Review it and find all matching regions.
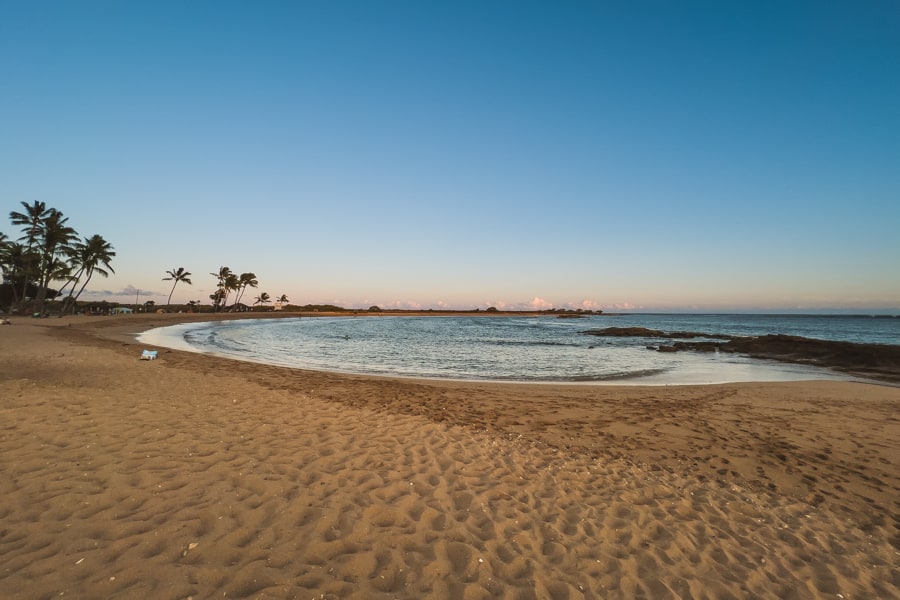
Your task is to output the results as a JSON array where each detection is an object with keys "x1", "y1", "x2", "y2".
[
  {"x1": 528, "y1": 297, "x2": 554, "y2": 310},
  {"x1": 317, "y1": 297, "x2": 649, "y2": 312},
  {"x1": 83, "y1": 285, "x2": 163, "y2": 299},
  {"x1": 601, "y1": 302, "x2": 638, "y2": 311},
  {"x1": 474, "y1": 300, "x2": 508, "y2": 310},
  {"x1": 576, "y1": 299, "x2": 601, "y2": 310},
  {"x1": 386, "y1": 300, "x2": 422, "y2": 310},
  {"x1": 532, "y1": 298, "x2": 624, "y2": 312}
]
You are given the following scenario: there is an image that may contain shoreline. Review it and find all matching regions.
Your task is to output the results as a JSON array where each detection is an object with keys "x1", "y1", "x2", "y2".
[
  {"x1": 2, "y1": 313, "x2": 899, "y2": 598},
  {"x1": 134, "y1": 312, "x2": 898, "y2": 387}
]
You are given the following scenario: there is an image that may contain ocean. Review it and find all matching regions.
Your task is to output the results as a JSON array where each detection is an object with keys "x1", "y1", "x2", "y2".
[{"x1": 138, "y1": 313, "x2": 898, "y2": 385}]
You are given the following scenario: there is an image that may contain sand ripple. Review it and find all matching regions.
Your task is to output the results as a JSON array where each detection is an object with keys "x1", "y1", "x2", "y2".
[{"x1": 1, "y1": 317, "x2": 898, "y2": 599}]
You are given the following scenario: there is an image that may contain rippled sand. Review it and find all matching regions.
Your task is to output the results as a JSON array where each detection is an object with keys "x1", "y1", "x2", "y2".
[{"x1": 1, "y1": 314, "x2": 898, "y2": 599}]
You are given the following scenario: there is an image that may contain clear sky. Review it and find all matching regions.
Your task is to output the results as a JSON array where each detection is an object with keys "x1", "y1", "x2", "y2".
[{"x1": 2, "y1": 1, "x2": 898, "y2": 312}]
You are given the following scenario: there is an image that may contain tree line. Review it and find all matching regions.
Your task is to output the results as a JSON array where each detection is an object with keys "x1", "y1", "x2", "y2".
[
  {"x1": 1, "y1": 201, "x2": 115, "y2": 314},
  {"x1": 169, "y1": 265, "x2": 288, "y2": 312},
  {"x1": 1, "y1": 201, "x2": 291, "y2": 315}
]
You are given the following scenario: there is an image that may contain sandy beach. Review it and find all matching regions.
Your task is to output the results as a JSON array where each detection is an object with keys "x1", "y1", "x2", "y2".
[{"x1": 1, "y1": 313, "x2": 898, "y2": 599}]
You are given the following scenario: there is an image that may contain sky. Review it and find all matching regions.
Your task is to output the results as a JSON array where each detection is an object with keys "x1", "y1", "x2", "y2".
[{"x1": 2, "y1": 1, "x2": 898, "y2": 313}]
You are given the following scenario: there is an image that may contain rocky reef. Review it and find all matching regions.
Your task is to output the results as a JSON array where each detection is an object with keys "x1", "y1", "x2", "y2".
[
  {"x1": 581, "y1": 327, "x2": 727, "y2": 339},
  {"x1": 583, "y1": 327, "x2": 900, "y2": 383}
]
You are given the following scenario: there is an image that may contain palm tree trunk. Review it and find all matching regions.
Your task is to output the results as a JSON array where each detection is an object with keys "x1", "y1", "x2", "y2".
[
  {"x1": 17, "y1": 259, "x2": 35, "y2": 310},
  {"x1": 69, "y1": 273, "x2": 94, "y2": 313},
  {"x1": 58, "y1": 268, "x2": 85, "y2": 312},
  {"x1": 35, "y1": 251, "x2": 56, "y2": 313}
]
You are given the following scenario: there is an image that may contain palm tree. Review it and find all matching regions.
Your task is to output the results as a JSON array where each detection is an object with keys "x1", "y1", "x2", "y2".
[
  {"x1": 0, "y1": 241, "x2": 28, "y2": 309},
  {"x1": 0, "y1": 233, "x2": 14, "y2": 309},
  {"x1": 62, "y1": 235, "x2": 115, "y2": 313},
  {"x1": 277, "y1": 293, "x2": 289, "y2": 304},
  {"x1": 4, "y1": 204, "x2": 117, "y2": 314},
  {"x1": 254, "y1": 292, "x2": 271, "y2": 309},
  {"x1": 234, "y1": 272, "x2": 258, "y2": 306},
  {"x1": 9, "y1": 200, "x2": 53, "y2": 307},
  {"x1": 46, "y1": 256, "x2": 75, "y2": 310},
  {"x1": 32, "y1": 209, "x2": 78, "y2": 313},
  {"x1": 163, "y1": 267, "x2": 192, "y2": 306},
  {"x1": 0, "y1": 231, "x2": 9, "y2": 281},
  {"x1": 57, "y1": 235, "x2": 110, "y2": 308},
  {"x1": 223, "y1": 272, "x2": 239, "y2": 309},
  {"x1": 9, "y1": 201, "x2": 51, "y2": 248},
  {"x1": 210, "y1": 266, "x2": 233, "y2": 311},
  {"x1": 210, "y1": 289, "x2": 226, "y2": 310},
  {"x1": 53, "y1": 252, "x2": 79, "y2": 300}
]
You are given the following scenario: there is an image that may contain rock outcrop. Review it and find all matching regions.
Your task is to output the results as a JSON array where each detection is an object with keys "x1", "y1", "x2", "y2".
[{"x1": 583, "y1": 328, "x2": 900, "y2": 382}]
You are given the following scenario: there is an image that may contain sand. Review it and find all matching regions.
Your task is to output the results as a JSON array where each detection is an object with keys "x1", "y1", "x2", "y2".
[{"x1": 1, "y1": 313, "x2": 898, "y2": 599}]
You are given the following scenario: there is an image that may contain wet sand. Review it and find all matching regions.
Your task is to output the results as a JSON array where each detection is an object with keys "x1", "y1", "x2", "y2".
[{"x1": 1, "y1": 313, "x2": 898, "y2": 599}]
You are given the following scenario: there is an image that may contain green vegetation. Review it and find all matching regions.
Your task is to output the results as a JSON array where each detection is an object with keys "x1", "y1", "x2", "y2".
[
  {"x1": 292, "y1": 304, "x2": 347, "y2": 313},
  {"x1": 1, "y1": 201, "x2": 115, "y2": 315},
  {"x1": 235, "y1": 272, "x2": 259, "y2": 306},
  {"x1": 254, "y1": 292, "x2": 271, "y2": 308},
  {"x1": 163, "y1": 267, "x2": 192, "y2": 306},
  {"x1": 205, "y1": 266, "x2": 270, "y2": 312}
]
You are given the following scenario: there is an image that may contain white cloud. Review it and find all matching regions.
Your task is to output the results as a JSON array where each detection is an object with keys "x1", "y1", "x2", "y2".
[
  {"x1": 85, "y1": 285, "x2": 163, "y2": 299},
  {"x1": 385, "y1": 300, "x2": 422, "y2": 310},
  {"x1": 601, "y1": 302, "x2": 639, "y2": 311},
  {"x1": 528, "y1": 297, "x2": 554, "y2": 310},
  {"x1": 564, "y1": 299, "x2": 602, "y2": 310}
]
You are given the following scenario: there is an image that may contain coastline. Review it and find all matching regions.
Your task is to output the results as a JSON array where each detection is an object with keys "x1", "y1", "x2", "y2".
[
  {"x1": 2, "y1": 313, "x2": 899, "y2": 599},
  {"x1": 136, "y1": 312, "x2": 898, "y2": 386}
]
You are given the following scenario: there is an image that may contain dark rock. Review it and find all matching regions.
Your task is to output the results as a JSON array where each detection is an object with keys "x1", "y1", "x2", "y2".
[
  {"x1": 581, "y1": 327, "x2": 900, "y2": 382},
  {"x1": 583, "y1": 327, "x2": 728, "y2": 339},
  {"x1": 663, "y1": 334, "x2": 900, "y2": 383}
]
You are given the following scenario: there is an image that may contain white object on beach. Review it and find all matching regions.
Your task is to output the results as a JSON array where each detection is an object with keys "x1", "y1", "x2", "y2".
[{"x1": 140, "y1": 350, "x2": 158, "y2": 360}]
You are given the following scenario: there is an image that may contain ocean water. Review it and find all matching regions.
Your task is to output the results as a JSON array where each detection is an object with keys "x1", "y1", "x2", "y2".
[{"x1": 138, "y1": 314, "x2": 898, "y2": 385}]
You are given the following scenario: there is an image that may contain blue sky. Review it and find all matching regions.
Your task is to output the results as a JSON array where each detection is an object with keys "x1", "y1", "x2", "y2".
[{"x1": 2, "y1": 1, "x2": 898, "y2": 312}]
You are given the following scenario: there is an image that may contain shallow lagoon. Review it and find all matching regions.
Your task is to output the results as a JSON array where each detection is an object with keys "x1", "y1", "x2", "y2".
[{"x1": 138, "y1": 314, "x2": 896, "y2": 384}]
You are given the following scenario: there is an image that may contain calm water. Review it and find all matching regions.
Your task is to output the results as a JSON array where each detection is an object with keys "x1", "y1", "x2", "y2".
[{"x1": 139, "y1": 314, "x2": 898, "y2": 385}]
